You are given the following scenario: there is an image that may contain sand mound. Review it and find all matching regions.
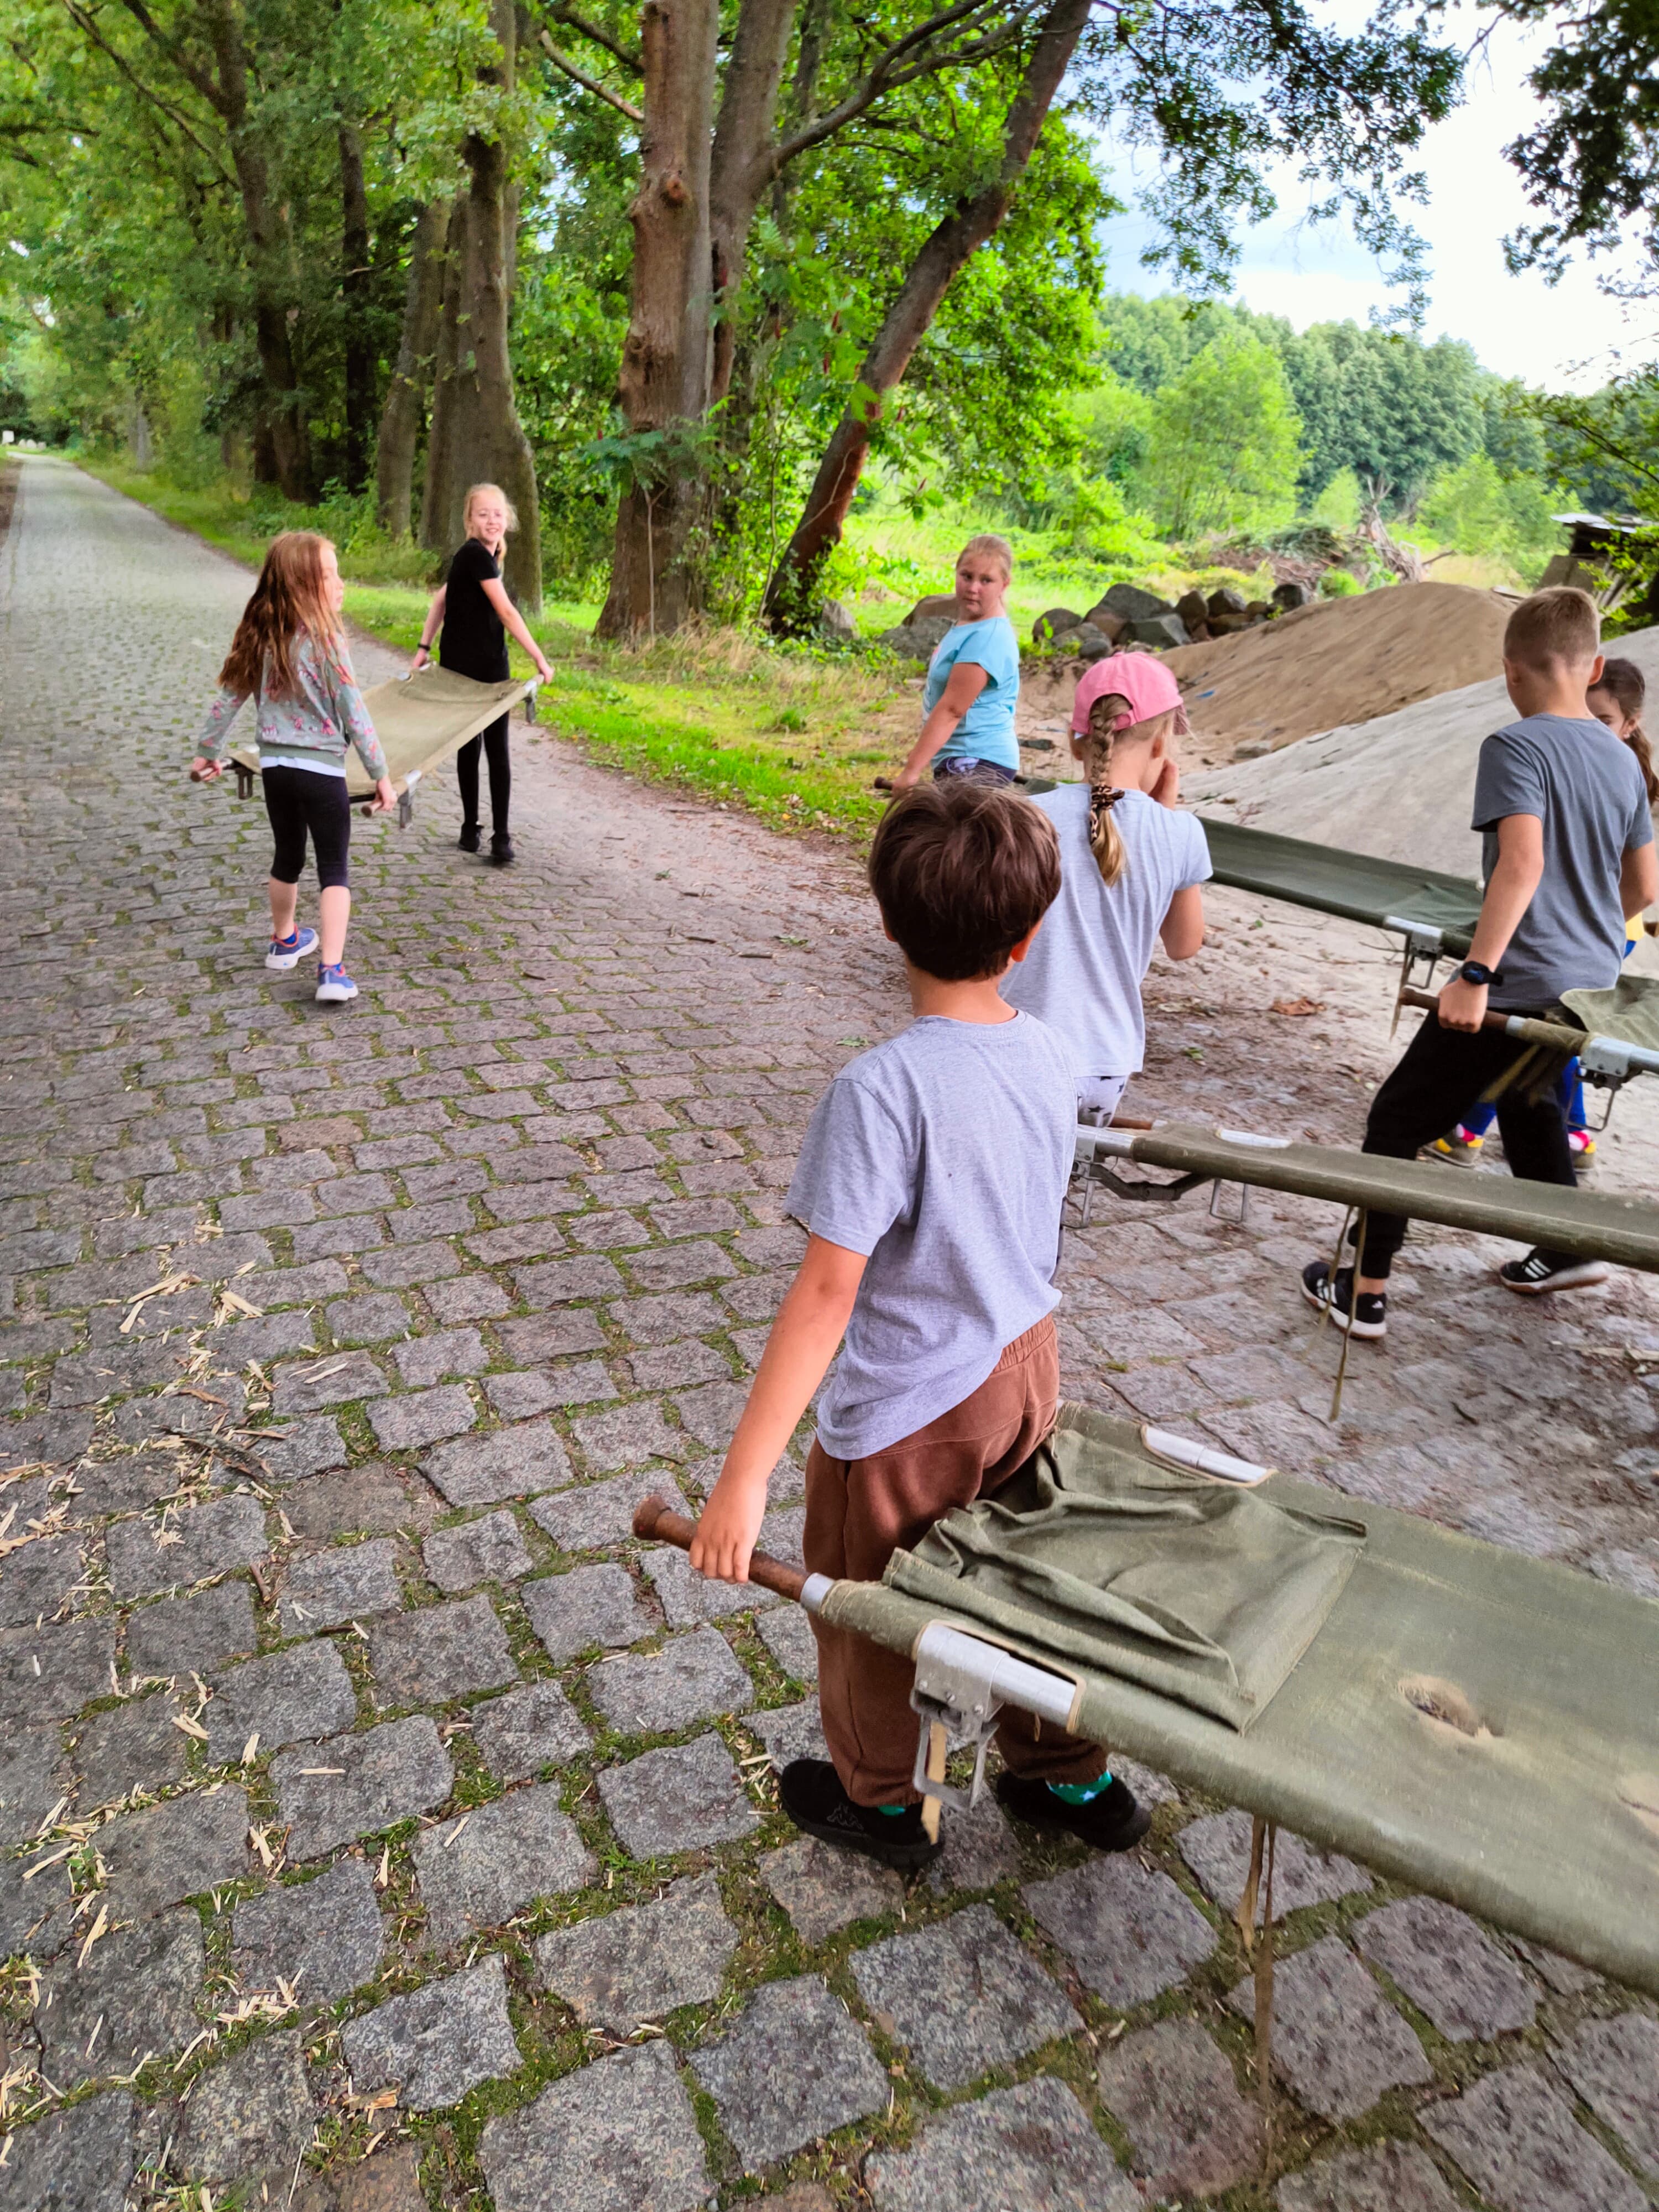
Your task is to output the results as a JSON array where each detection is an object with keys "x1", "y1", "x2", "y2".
[{"x1": 1165, "y1": 582, "x2": 1516, "y2": 758}]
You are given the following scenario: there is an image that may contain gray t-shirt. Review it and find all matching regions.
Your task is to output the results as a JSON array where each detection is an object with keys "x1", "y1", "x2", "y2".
[
  {"x1": 785, "y1": 1013, "x2": 1076, "y2": 1461},
  {"x1": 1001, "y1": 786, "x2": 1212, "y2": 1079},
  {"x1": 1472, "y1": 714, "x2": 1653, "y2": 1009}
]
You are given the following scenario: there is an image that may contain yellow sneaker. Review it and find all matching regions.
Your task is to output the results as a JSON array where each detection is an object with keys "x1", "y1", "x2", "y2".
[{"x1": 1426, "y1": 1130, "x2": 1483, "y2": 1167}]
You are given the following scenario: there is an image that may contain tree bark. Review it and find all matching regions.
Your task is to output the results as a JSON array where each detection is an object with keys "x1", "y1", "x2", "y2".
[
  {"x1": 594, "y1": 0, "x2": 720, "y2": 638},
  {"x1": 764, "y1": 0, "x2": 1089, "y2": 629},
  {"x1": 377, "y1": 199, "x2": 450, "y2": 536},
  {"x1": 338, "y1": 121, "x2": 373, "y2": 493},
  {"x1": 418, "y1": 0, "x2": 542, "y2": 607},
  {"x1": 707, "y1": 0, "x2": 798, "y2": 408}
]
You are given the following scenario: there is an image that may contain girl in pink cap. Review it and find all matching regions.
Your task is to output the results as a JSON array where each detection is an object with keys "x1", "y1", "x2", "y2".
[{"x1": 1002, "y1": 651, "x2": 1211, "y2": 1118}]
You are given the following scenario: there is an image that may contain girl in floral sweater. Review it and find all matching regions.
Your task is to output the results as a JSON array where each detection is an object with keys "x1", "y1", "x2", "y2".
[{"x1": 192, "y1": 532, "x2": 394, "y2": 1004}]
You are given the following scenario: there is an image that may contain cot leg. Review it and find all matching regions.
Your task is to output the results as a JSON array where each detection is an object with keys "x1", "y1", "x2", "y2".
[
  {"x1": 398, "y1": 790, "x2": 414, "y2": 830},
  {"x1": 1328, "y1": 1208, "x2": 1368, "y2": 1424},
  {"x1": 234, "y1": 764, "x2": 253, "y2": 802},
  {"x1": 1237, "y1": 1815, "x2": 1277, "y2": 2176}
]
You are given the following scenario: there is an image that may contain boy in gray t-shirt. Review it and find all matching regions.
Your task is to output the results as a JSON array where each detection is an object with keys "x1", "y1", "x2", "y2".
[
  {"x1": 1302, "y1": 587, "x2": 1657, "y2": 1340},
  {"x1": 688, "y1": 782, "x2": 1152, "y2": 1869}
]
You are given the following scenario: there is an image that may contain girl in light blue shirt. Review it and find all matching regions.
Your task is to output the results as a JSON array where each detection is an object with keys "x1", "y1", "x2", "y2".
[{"x1": 884, "y1": 535, "x2": 1021, "y2": 787}]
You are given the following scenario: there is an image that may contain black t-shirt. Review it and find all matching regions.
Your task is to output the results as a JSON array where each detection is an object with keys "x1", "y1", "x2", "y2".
[{"x1": 439, "y1": 538, "x2": 509, "y2": 681}]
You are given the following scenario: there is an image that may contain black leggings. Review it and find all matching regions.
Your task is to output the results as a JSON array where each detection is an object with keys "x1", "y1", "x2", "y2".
[
  {"x1": 457, "y1": 715, "x2": 510, "y2": 835},
  {"x1": 1349, "y1": 1011, "x2": 1577, "y2": 1277},
  {"x1": 264, "y1": 766, "x2": 351, "y2": 890}
]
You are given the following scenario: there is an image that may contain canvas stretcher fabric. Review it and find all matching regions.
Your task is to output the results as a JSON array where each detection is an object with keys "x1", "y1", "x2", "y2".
[
  {"x1": 229, "y1": 666, "x2": 533, "y2": 801},
  {"x1": 1197, "y1": 816, "x2": 1484, "y2": 951}
]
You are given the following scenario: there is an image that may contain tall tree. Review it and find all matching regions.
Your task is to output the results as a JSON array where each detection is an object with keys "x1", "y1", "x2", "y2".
[{"x1": 376, "y1": 198, "x2": 451, "y2": 534}]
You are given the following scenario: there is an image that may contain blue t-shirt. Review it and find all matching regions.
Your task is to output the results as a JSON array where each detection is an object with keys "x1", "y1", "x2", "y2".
[{"x1": 925, "y1": 616, "x2": 1021, "y2": 771}]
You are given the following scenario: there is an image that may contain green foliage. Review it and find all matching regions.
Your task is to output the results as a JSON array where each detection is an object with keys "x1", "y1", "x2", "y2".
[
  {"x1": 1308, "y1": 467, "x2": 1363, "y2": 529},
  {"x1": 1140, "y1": 331, "x2": 1303, "y2": 541},
  {"x1": 1417, "y1": 453, "x2": 1561, "y2": 582},
  {"x1": 1318, "y1": 565, "x2": 1361, "y2": 596}
]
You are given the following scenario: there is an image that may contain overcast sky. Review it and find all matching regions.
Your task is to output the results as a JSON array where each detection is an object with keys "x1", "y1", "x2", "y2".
[{"x1": 1097, "y1": 10, "x2": 1658, "y2": 391}]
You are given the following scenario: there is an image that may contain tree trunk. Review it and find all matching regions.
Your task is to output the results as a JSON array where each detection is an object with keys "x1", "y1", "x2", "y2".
[
  {"x1": 708, "y1": 0, "x2": 797, "y2": 407},
  {"x1": 338, "y1": 122, "x2": 374, "y2": 493},
  {"x1": 594, "y1": 0, "x2": 721, "y2": 638},
  {"x1": 763, "y1": 0, "x2": 1090, "y2": 629},
  {"x1": 419, "y1": 0, "x2": 542, "y2": 608},
  {"x1": 377, "y1": 199, "x2": 450, "y2": 536}
]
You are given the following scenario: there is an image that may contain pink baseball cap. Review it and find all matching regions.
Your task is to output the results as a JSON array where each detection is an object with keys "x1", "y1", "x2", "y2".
[{"x1": 1071, "y1": 651, "x2": 1190, "y2": 738}]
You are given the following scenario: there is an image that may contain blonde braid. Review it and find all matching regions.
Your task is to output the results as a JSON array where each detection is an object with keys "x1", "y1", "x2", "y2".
[{"x1": 1083, "y1": 695, "x2": 1130, "y2": 886}]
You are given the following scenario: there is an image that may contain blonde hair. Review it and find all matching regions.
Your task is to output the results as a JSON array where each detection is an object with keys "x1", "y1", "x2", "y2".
[
  {"x1": 464, "y1": 482, "x2": 519, "y2": 535},
  {"x1": 220, "y1": 531, "x2": 342, "y2": 701},
  {"x1": 958, "y1": 533, "x2": 1014, "y2": 579},
  {"x1": 1080, "y1": 693, "x2": 1176, "y2": 886},
  {"x1": 1505, "y1": 585, "x2": 1599, "y2": 670}
]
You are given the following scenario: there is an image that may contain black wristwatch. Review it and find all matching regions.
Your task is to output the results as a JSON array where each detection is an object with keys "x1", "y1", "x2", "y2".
[{"x1": 1457, "y1": 961, "x2": 1504, "y2": 987}]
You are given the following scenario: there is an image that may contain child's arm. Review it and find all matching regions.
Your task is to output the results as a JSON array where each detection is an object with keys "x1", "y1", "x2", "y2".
[
  {"x1": 1621, "y1": 839, "x2": 1658, "y2": 925},
  {"x1": 1438, "y1": 812, "x2": 1545, "y2": 1032},
  {"x1": 326, "y1": 651, "x2": 397, "y2": 813},
  {"x1": 690, "y1": 1235, "x2": 867, "y2": 1583},
  {"x1": 411, "y1": 587, "x2": 445, "y2": 670},
  {"x1": 481, "y1": 576, "x2": 554, "y2": 682},
  {"x1": 891, "y1": 662, "x2": 990, "y2": 789},
  {"x1": 190, "y1": 684, "x2": 250, "y2": 779},
  {"x1": 1159, "y1": 886, "x2": 1205, "y2": 958}
]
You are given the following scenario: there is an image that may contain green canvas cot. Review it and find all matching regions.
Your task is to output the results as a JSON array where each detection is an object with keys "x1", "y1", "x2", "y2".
[
  {"x1": 816, "y1": 1405, "x2": 1659, "y2": 1995},
  {"x1": 1077, "y1": 1120, "x2": 1659, "y2": 1272},
  {"x1": 228, "y1": 666, "x2": 537, "y2": 825},
  {"x1": 1197, "y1": 817, "x2": 1484, "y2": 952}
]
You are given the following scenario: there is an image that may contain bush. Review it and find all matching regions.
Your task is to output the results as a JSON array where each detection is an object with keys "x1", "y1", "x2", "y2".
[
  {"x1": 1318, "y1": 567, "x2": 1360, "y2": 596},
  {"x1": 1139, "y1": 332, "x2": 1304, "y2": 542}
]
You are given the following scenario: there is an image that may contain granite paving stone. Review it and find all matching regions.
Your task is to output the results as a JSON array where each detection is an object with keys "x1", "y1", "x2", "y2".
[
  {"x1": 99, "y1": 1785, "x2": 251, "y2": 1914},
  {"x1": 1276, "y1": 2141, "x2": 1464, "y2": 2212},
  {"x1": 865, "y1": 2075, "x2": 1139, "y2": 2212},
  {"x1": 422, "y1": 1420, "x2": 571, "y2": 1505},
  {"x1": 1422, "y1": 2062, "x2": 1650, "y2": 2212},
  {"x1": 643, "y1": 1542, "x2": 779, "y2": 1623},
  {"x1": 426, "y1": 1273, "x2": 512, "y2": 1322},
  {"x1": 529, "y1": 1469, "x2": 688, "y2": 1553},
  {"x1": 852, "y1": 1903, "x2": 1080, "y2": 2088},
  {"x1": 1024, "y1": 1854, "x2": 1217, "y2": 2009},
  {"x1": 272, "y1": 1350, "x2": 390, "y2": 1415},
  {"x1": 367, "y1": 1593, "x2": 518, "y2": 1705},
  {"x1": 0, "y1": 2091, "x2": 134, "y2": 2211},
  {"x1": 761, "y1": 1835, "x2": 903, "y2": 1942},
  {"x1": 126, "y1": 1582, "x2": 257, "y2": 1676},
  {"x1": 1354, "y1": 1895, "x2": 1537, "y2": 2042},
  {"x1": 203, "y1": 1639, "x2": 358, "y2": 1761},
  {"x1": 573, "y1": 1400, "x2": 688, "y2": 1471},
  {"x1": 105, "y1": 1491, "x2": 268, "y2": 1598},
  {"x1": 326, "y1": 1292, "x2": 413, "y2": 1344},
  {"x1": 421, "y1": 1508, "x2": 533, "y2": 1592},
  {"x1": 273, "y1": 1715, "x2": 454, "y2": 1858},
  {"x1": 0, "y1": 1532, "x2": 86, "y2": 1626},
  {"x1": 522, "y1": 1563, "x2": 654, "y2": 1661},
  {"x1": 1178, "y1": 1807, "x2": 1373, "y2": 1920},
  {"x1": 170, "y1": 2028, "x2": 317, "y2": 2188},
  {"x1": 479, "y1": 2040, "x2": 710, "y2": 2212},
  {"x1": 70, "y1": 1690, "x2": 186, "y2": 1804},
  {"x1": 232, "y1": 1855, "x2": 386, "y2": 2005},
  {"x1": 1098, "y1": 2017, "x2": 1265, "y2": 2199},
  {"x1": 252, "y1": 1416, "x2": 348, "y2": 1482},
  {"x1": 588, "y1": 1624, "x2": 752, "y2": 1734},
  {"x1": 742, "y1": 1697, "x2": 828, "y2": 1770},
  {"x1": 1227, "y1": 1935, "x2": 1433, "y2": 2120},
  {"x1": 1552, "y1": 2011, "x2": 1659, "y2": 2174},
  {"x1": 335, "y1": 2140, "x2": 427, "y2": 2212},
  {"x1": 472, "y1": 1677, "x2": 592, "y2": 1778},
  {"x1": 0, "y1": 1849, "x2": 73, "y2": 1962},
  {"x1": 340, "y1": 1954, "x2": 521, "y2": 2111},
  {"x1": 35, "y1": 1906, "x2": 205, "y2": 2084},
  {"x1": 671, "y1": 1380, "x2": 748, "y2": 1449},
  {"x1": 393, "y1": 1326, "x2": 487, "y2": 1387},
  {"x1": 413, "y1": 1783, "x2": 594, "y2": 1944},
  {"x1": 756, "y1": 1604, "x2": 818, "y2": 1682},
  {"x1": 927, "y1": 1793, "x2": 1023, "y2": 1893},
  {"x1": 597, "y1": 1733, "x2": 759, "y2": 1858},
  {"x1": 281, "y1": 1464, "x2": 415, "y2": 1538},
  {"x1": 368, "y1": 1383, "x2": 477, "y2": 1450},
  {"x1": 278, "y1": 1537, "x2": 403, "y2": 1635},
  {"x1": 1509, "y1": 1937, "x2": 1600, "y2": 1994},
  {"x1": 691, "y1": 1974, "x2": 888, "y2": 2168},
  {"x1": 535, "y1": 1870, "x2": 736, "y2": 2030}
]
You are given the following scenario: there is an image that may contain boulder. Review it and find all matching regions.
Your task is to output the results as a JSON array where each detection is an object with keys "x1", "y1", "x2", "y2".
[
  {"x1": 1244, "y1": 599, "x2": 1274, "y2": 621},
  {"x1": 1063, "y1": 623, "x2": 1118, "y2": 662},
  {"x1": 1208, "y1": 611, "x2": 1251, "y2": 635},
  {"x1": 1207, "y1": 586, "x2": 1248, "y2": 617},
  {"x1": 1175, "y1": 589, "x2": 1210, "y2": 632},
  {"x1": 1272, "y1": 580, "x2": 1312, "y2": 611},
  {"x1": 1032, "y1": 607, "x2": 1087, "y2": 645},
  {"x1": 1098, "y1": 582, "x2": 1173, "y2": 622},
  {"x1": 818, "y1": 599, "x2": 857, "y2": 645},
  {"x1": 906, "y1": 592, "x2": 960, "y2": 622},
  {"x1": 1123, "y1": 613, "x2": 1190, "y2": 649},
  {"x1": 878, "y1": 614, "x2": 955, "y2": 660},
  {"x1": 1081, "y1": 602, "x2": 1129, "y2": 643}
]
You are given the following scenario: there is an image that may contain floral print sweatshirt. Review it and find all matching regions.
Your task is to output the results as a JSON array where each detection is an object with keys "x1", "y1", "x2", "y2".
[{"x1": 196, "y1": 632, "x2": 388, "y2": 780}]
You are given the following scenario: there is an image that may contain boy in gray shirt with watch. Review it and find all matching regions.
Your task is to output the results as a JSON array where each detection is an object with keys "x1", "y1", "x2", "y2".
[{"x1": 1302, "y1": 586, "x2": 1657, "y2": 1338}]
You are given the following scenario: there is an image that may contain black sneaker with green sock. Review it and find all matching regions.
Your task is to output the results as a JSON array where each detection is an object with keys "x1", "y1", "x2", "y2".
[
  {"x1": 779, "y1": 1759, "x2": 943, "y2": 1870},
  {"x1": 996, "y1": 1768, "x2": 1150, "y2": 1852}
]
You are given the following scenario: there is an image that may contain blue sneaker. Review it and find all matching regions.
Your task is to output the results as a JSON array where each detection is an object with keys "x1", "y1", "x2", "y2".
[
  {"x1": 315, "y1": 962, "x2": 358, "y2": 1005},
  {"x1": 265, "y1": 926, "x2": 319, "y2": 972}
]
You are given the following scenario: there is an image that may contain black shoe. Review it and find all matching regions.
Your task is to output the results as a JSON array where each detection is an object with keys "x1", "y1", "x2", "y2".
[
  {"x1": 778, "y1": 1759, "x2": 942, "y2": 1870},
  {"x1": 1500, "y1": 1249, "x2": 1610, "y2": 1296},
  {"x1": 489, "y1": 832, "x2": 515, "y2": 866},
  {"x1": 458, "y1": 825, "x2": 481, "y2": 854},
  {"x1": 1300, "y1": 1261, "x2": 1387, "y2": 1339},
  {"x1": 995, "y1": 1771, "x2": 1151, "y2": 1853}
]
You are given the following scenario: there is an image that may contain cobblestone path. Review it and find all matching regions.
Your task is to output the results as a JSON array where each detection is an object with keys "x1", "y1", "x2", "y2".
[{"x1": 1, "y1": 456, "x2": 1656, "y2": 2209}]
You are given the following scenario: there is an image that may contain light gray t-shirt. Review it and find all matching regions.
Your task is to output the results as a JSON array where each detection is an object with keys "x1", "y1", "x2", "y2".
[
  {"x1": 786, "y1": 1013, "x2": 1076, "y2": 1461},
  {"x1": 1001, "y1": 785, "x2": 1212, "y2": 1081},
  {"x1": 1472, "y1": 714, "x2": 1653, "y2": 1009}
]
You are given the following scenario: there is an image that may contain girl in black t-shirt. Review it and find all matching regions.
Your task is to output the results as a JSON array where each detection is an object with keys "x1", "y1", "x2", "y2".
[{"x1": 413, "y1": 483, "x2": 551, "y2": 864}]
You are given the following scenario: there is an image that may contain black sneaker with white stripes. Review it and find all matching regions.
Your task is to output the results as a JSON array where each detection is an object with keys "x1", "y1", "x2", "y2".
[
  {"x1": 1300, "y1": 1261, "x2": 1387, "y2": 1338},
  {"x1": 1499, "y1": 1249, "x2": 1610, "y2": 1296}
]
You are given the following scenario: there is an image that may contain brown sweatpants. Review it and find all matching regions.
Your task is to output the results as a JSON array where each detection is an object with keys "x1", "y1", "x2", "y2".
[{"x1": 804, "y1": 1314, "x2": 1108, "y2": 1806}]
